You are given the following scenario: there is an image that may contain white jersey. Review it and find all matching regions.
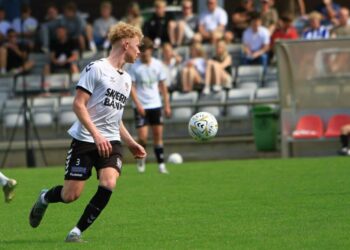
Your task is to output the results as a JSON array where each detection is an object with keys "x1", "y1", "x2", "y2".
[
  {"x1": 128, "y1": 58, "x2": 166, "y2": 109},
  {"x1": 68, "y1": 58, "x2": 132, "y2": 143}
]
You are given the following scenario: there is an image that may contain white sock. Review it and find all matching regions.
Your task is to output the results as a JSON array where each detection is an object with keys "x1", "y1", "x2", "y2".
[
  {"x1": 0, "y1": 172, "x2": 9, "y2": 186},
  {"x1": 40, "y1": 192, "x2": 48, "y2": 205},
  {"x1": 70, "y1": 226, "x2": 81, "y2": 236},
  {"x1": 137, "y1": 158, "x2": 145, "y2": 167},
  {"x1": 159, "y1": 163, "x2": 166, "y2": 170}
]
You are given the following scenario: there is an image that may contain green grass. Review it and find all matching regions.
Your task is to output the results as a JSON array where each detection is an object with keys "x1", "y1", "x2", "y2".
[{"x1": 1, "y1": 157, "x2": 350, "y2": 250}]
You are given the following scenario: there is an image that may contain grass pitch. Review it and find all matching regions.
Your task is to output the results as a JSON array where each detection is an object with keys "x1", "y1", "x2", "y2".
[{"x1": 0, "y1": 157, "x2": 350, "y2": 250}]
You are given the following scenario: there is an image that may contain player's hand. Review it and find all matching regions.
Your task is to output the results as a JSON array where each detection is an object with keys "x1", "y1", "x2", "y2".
[
  {"x1": 128, "y1": 142, "x2": 147, "y2": 159},
  {"x1": 164, "y1": 106, "x2": 171, "y2": 118},
  {"x1": 94, "y1": 134, "x2": 112, "y2": 158},
  {"x1": 137, "y1": 106, "x2": 146, "y2": 117}
]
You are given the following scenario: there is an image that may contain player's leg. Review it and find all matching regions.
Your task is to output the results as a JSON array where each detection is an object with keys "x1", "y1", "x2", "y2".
[
  {"x1": 0, "y1": 171, "x2": 17, "y2": 203},
  {"x1": 339, "y1": 125, "x2": 350, "y2": 155},
  {"x1": 137, "y1": 125, "x2": 149, "y2": 172}
]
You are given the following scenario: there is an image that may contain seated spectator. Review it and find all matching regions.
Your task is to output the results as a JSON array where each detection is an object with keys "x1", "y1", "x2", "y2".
[
  {"x1": 181, "y1": 42, "x2": 207, "y2": 92},
  {"x1": 261, "y1": 0, "x2": 278, "y2": 34},
  {"x1": 168, "y1": 0, "x2": 200, "y2": 46},
  {"x1": 230, "y1": 0, "x2": 255, "y2": 41},
  {"x1": 198, "y1": 0, "x2": 229, "y2": 44},
  {"x1": 93, "y1": 1, "x2": 117, "y2": 50},
  {"x1": 161, "y1": 43, "x2": 182, "y2": 92},
  {"x1": 39, "y1": 4, "x2": 62, "y2": 53},
  {"x1": 203, "y1": 39, "x2": 232, "y2": 95},
  {"x1": 316, "y1": 0, "x2": 341, "y2": 26},
  {"x1": 59, "y1": 2, "x2": 96, "y2": 52},
  {"x1": 338, "y1": 124, "x2": 350, "y2": 155},
  {"x1": 242, "y1": 12, "x2": 270, "y2": 72},
  {"x1": 0, "y1": 8, "x2": 11, "y2": 39},
  {"x1": 0, "y1": 29, "x2": 34, "y2": 75},
  {"x1": 271, "y1": 15, "x2": 299, "y2": 48},
  {"x1": 121, "y1": 2, "x2": 144, "y2": 30},
  {"x1": 11, "y1": 4, "x2": 38, "y2": 49},
  {"x1": 143, "y1": 0, "x2": 175, "y2": 48},
  {"x1": 331, "y1": 7, "x2": 350, "y2": 38},
  {"x1": 43, "y1": 26, "x2": 79, "y2": 75},
  {"x1": 302, "y1": 11, "x2": 330, "y2": 40}
]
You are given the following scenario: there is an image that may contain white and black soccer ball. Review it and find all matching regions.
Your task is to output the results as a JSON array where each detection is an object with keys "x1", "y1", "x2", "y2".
[
  {"x1": 188, "y1": 112, "x2": 218, "y2": 142},
  {"x1": 167, "y1": 153, "x2": 183, "y2": 164}
]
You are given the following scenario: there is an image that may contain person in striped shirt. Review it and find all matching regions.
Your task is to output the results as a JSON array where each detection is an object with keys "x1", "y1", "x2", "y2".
[{"x1": 302, "y1": 11, "x2": 330, "y2": 40}]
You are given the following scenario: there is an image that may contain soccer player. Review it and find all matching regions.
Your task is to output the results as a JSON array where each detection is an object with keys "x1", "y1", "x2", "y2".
[
  {"x1": 0, "y1": 172, "x2": 17, "y2": 203},
  {"x1": 338, "y1": 124, "x2": 350, "y2": 155},
  {"x1": 29, "y1": 22, "x2": 146, "y2": 242},
  {"x1": 128, "y1": 37, "x2": 171, "y2": 174}
]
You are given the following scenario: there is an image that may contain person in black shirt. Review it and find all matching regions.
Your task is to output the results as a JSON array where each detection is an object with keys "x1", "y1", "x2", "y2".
[
  {"x1": 43, "y1": 26, "x2": 79, "y2": 75},
  {"x1": 143, "y1": 0, "x2": 175, "y2": 48},
  {"x1": 231, "y1": 0, "x2": 256, "y2": 41}
]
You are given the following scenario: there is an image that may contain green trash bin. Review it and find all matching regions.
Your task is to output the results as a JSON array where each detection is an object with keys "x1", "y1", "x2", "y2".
[{"x1": 252, "y1": 105, "x2": 279, "y2": 151}]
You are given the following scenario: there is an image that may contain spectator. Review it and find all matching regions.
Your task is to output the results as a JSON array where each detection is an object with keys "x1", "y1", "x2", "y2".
[
  {"x1": 0, "y1": 29, "x2": 34, "y2": 75},
  {"x1": 143, "y1": 0, "x2": 175, "y2": 48},
  {"x1": 43, "y1": 26, "x2": 79, "y2": 75},
  {"x1": 261, "y1": 0, "x2": 278, "y2": 34},
  {"x1": 230, "y1": 0, "x2": 255, "y2": 41},
  {"x1": 93, "y1": 1, "x2": 117, "y2": 50},
  {"x1": 168, "y1": 0, "x2": 200, "y2": 46},
  {"x1": 59, "y1": 2, "x2": 96, "y2": 52},
  {"x1": 161, "y1": 42, "x2": 182, "y2": 92},
  {"x1": 198, "y1": 0, "x2": 228, "y2": 44},
  {"x1": 338, "y1": 124, "x2": 350, "y2": 155},
  {"x1": 203, "y1": 39, "x2": 232, "y2": 95},
  {"x1": 0, "y1": 8, "x2": 11, "y2": 38},
  {"x1": 279, "y1": 0, "x2": 306, "y2": 20},
  {"x1": 331, "y1": 7, "x2": 350, "y2": 38},
  {"x1": 271, "y1": 14, "x2": 299, "y2": 48},
  {"x1": 121, "y1": 2, "x2": 144, "y2": 30},
  {"x1": 302, "y1": 11, "x2": 330, "y2": 40},
  {"x1": 242, "y1": 12, "x2": 270, "y2": 72},
  {"x1": 316, "y1": 0, "x2": 341, "y2": 26},
  {"x1": 39, "y1": 4, "x2": 62, "y2": 53},
  {"x1": 11, "y1": 4, "x2": 38, "y2": 49},
  {"x1": 181, "y1": 42, "x2": 206, "y2": 92}
]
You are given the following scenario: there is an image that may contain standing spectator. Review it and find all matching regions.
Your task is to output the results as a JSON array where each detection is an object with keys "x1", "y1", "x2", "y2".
[
  {"x1": 59, "y1": 2, "x2": 96, "y2": 53},
  {"x1": 93, "y1": 1, "x2": 117, "y2": 50},
  {"x1": 242, "y1": 12, "x2": 270, "y2": 71},
  {"x1": 39, "y1": 4, "x2": 62, "y2": 53},
  {"x1": 161, "y1": 42, "x2": 182, "y2": 92},
  {"x1": 43, "y1": 26, "x2": 79, "y2": 75},
  {"x1": 279, "y1": 0, "x2": 306, "y2": 20},
  {"x1": 0, "y1": 8, "x2": 11, "y2": 38},
  {"x1": 11, "y1": 4, "x2": 38, "y2": 49},
  {"x1": 181, "y1": 42, "x2": 207, "y2": 92},
  {"x1": 331, "y1": 7, "x2": 350, "y2": 38},
  {"x1": 198, "y1": 0, "x2": 228, "y2": 44},
  {"x1": 316, "y1": 0, "x2": 341, "y2": 26},
  {"x1": 203, "y1": 39, "x2": 232, "y2": 95},
  {"x1": 121, "y1": 2, "x2": 144, "y2": 30},
  {"x1": 143, "y1": 0, "x2": 175, "y2": 48},
  {"x1": 302, "y1": 11, "x2": 330, "y2": 40},
  {"x1": 230, "y1": 0, "x2": 255, "y2": 41},
  {"x1": 0, "y1": 29, "x2": 34, "y2": 75},
  {"x1": 261, "y1": 0, "x2": 278, "y2": 34},
  {"x1": 128, "y1": 37, "x2": 171, "y2": 174},
  {"x1": 168, "y1": 0, "x2": 199, "y2": 46}
]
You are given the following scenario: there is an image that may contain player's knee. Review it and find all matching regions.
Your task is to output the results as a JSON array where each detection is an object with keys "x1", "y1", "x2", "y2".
[
  {"x1": 100, "y1": 180, "x2": 116, "y2": 190},
  {"x1": 62, "y1": 191, "x2": 80, "y2": 203}
]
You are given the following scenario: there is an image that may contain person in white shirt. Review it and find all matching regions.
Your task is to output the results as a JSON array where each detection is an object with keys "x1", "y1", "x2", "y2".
[
  {"x1": 198, "y1": 0, "x2": 228, "y2": 43},
  {"x1": 242, "y1": 12, "x2": 270, "y2": 71},
  {"x1": 93, "y1": 1, "x2": 118, "y2": 50},
  {"x1": 161, "y1": 42, "x2": 182, "y2": 92},
  {"x1": 128, "y1": 37, "x2": 171, "y2": 174},
  {"x1": 29, "y1": 22, "x2": 146, "y2": 243}
]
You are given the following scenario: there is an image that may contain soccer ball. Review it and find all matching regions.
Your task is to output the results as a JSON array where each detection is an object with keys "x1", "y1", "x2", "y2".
[
  {"x1": 167, "y1": 153, "x2": 183, "y2": 164},
  {"x1": 188, "y1": 112, "x2": 218, "y2": 141}
]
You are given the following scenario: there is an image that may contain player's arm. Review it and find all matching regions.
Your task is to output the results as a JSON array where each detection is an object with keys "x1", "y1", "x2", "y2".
[
  {"x1": 130, "y1": 82, "x2": 145, "y2": 116},
  {"x1": 158, "y1": 80, "x2": 171, "y2": 118},
  {"x1": 119, "y1": 121, "x2": 146, "y2": 159},
  {"x1": 73, "y1": 89, "x2": 112, "y2": 157}
]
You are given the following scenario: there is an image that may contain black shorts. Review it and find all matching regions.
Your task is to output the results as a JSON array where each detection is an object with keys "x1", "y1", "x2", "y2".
[
  {"x1": 134, "y1": 107, "x2": 163, "y2": 128},
  {"x1": 64, "y1": 139, "x2": 123, "y2": 180}
]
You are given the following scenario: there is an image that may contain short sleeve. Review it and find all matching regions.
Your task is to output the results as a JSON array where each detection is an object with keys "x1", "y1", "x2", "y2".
[
  {"x1": 219, "y1": 9, "x2": 228, "y2": 26},
  {"x1": 263, "y1": 29, "x2": 271, "y2": 45},
  {"x1": 76, "y1": 62, "x2": 101, "y2": 95},
  {"x1": 157, "y1": 62, "x2": 167, "y2": 82}
]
